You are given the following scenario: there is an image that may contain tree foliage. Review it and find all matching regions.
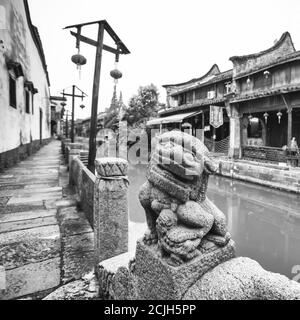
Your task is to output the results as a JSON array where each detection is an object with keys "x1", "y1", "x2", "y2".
[{"x1": 123, "y1": 84, "x2": 160, "y2": 127}]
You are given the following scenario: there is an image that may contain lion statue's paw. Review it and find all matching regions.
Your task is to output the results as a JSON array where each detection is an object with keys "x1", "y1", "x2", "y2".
[{"x1": 143, "y1": 230, "x2": 158, "y2": 245}]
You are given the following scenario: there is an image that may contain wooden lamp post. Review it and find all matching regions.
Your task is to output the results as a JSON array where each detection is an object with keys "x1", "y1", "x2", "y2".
[
  {"x1": 61, "y1": 85, "x2": 88, "y2": 143},
  {"x1": 64, "y1": 20, "x2": 130, "y2": 173}
]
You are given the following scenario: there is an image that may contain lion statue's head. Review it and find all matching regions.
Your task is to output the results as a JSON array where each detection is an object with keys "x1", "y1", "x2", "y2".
[{"x1": 148, "y1": 131, "x2": 218, "y2": 203}]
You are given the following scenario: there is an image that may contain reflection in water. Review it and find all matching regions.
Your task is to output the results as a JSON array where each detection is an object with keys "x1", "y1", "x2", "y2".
[{"x1": 128, "y1": 164, "x2": 300, "y2": 279}]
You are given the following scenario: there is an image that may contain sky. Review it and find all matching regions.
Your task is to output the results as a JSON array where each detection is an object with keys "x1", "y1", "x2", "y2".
[{"x1": 28, "y1": 0, "x2": 300, "y2": 120}]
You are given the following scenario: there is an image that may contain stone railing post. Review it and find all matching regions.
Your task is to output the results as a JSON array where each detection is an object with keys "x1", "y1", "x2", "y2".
[
  {"x1": 68, "y1": 143, "x2": 83, "y2": 170},
  {"x1": 94, "y1": 158, "x2": 129, "y2": 266},
  {"x1": 62, "y1": 138, "x2": 71, "y2": 155}
]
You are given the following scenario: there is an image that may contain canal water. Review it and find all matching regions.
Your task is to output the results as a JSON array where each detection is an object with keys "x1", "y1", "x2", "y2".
[{"x1": 128, "y1": 164, "x2": 300, "y2": 280}]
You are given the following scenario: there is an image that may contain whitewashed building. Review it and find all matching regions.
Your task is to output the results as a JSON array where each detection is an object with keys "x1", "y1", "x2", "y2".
[{"x1": 0, "y1": 0, "x2": 51, "y2": 171}]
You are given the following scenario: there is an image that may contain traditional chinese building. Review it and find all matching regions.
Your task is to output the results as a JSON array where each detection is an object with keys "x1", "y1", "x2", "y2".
[
  {"x1": 151, "y1": 64, "x2": 232, "y2": 153},
  {"x1": 151, "y1": 32, "x2": 300, "y2": 165},
  {"x1": 50, "y1": 96, "x2": 66, "y2": 137},
  {"x1": 75, "y1": 112, "x2": 107, "y2": 138},
  {"x1": 0, "y1": 0, "x2": 51, "y2": 170},
  {"x1": 229, "y1": 32, "x2": 300, "y2": 162}
]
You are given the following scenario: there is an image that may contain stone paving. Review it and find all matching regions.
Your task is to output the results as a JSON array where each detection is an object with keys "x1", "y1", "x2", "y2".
[{"x1": 0, "y1": 140, "x2": 94, "y2": 300}]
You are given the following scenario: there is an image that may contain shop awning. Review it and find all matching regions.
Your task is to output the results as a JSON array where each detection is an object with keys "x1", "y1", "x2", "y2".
[{"x1": 147, "y1": 110, "x2": 202, "y2": 126}]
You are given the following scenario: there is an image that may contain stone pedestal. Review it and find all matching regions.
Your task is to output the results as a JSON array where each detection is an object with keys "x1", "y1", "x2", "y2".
[
  {"x1": 94, "y1": 158, "x2": 129, "y2": 266},
  {"x1": 134, "y1": 240, "x2": 236, "y2": 300}
]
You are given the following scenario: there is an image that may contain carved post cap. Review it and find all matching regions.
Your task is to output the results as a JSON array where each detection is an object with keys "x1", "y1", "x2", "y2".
[
  {"x1": 80, "y1": 150, "x2": 88, "y2": 156},
  {"x1": 69, "y1": 148, "x2": 81, "y2": 155},
  {"x1": 95, "y1": 157, "x2": 128, "y2": 177},
  {"x1": 68, "y1": 143, "x2": 83, "y2": 150}
]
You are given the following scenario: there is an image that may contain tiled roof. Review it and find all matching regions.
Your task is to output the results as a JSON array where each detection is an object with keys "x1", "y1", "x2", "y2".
[
  {"x1": 231, "y1": 85, "x2": 300, "y2": 103},
  {"x1": 79, "y1": 112, "x2": 107, "y2": 124},
  {"x1": 230, "y1": 32, "x2": 299, "y2": 79},
  {"x1": 233, "y1": 50, "x2": 300, "y2": 80},
  {"x1": 163, "y1": 64, "x2": 221, "y2": 88},
  {"x1": 159, "y1": 97, "x2": 227, "y2": 116},
  {"x1": 169, "y1": 69, "x2": 233, "y2": 96}
]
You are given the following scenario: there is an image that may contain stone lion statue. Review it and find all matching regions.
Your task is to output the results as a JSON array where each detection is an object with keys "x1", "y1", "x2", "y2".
[{"x1": 139, "y1": 131, "x2": 231, "y2": 265}]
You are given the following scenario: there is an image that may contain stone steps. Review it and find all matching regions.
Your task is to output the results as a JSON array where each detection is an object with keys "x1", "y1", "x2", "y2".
[
  {"x1": 0, "y1": 224, "x2": 61, "y2": 300},
  {"x1": 0, "y1": 141, "x2": 63, "y2": 299},
  {"x1": 0, "y1": 209, "x2": 57, "y2": 233},
  {"x1": 0, "y1": 140, "x2": 96, "y2": 300},
  {"x1": 3, "y1": 188, "x2": 62, "y2": 198}
]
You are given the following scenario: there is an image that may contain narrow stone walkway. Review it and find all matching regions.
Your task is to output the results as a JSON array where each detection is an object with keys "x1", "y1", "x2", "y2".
[{"x1": 0, "y1": 140, "x2": 94, "y2": 300}]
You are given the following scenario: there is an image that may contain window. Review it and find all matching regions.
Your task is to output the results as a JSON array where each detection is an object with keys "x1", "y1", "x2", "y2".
[
  {"x1": 179, "y1": 93, "x2": 186, "y2": 106},
  {"x1": 25, "y1": 89, "x2": 30, "y2": 114},
  {"x1": 247, "y1": 118, "x2": 262, "y2": 138},
  {"x1": 225, "y1": 82, "x2": 232, "y2": 94},
  {"x1": 186, "y1": 91, "x2": 194, "y2": 103},
  {"x1": 171, "y1": 95, "x2": 178, "y2": 107},
  {"x1": 9, "y1": 73, "x2": 17, "y2": 108},
  {"x1": 207, "y1": 91, "x2": 216, "y2": 99},
  {"x1": 253, "y1": 73, "x2": 272, "y2": 90},
  {"x1": 32, "y1": 94, "x2": 34, "y2": 114}
]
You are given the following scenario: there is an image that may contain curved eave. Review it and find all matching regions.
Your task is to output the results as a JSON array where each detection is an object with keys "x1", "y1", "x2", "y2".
[
  {"x1": 230, "y1": 32, "x2": 295, "y2": 63},
  {"x1": 163, "y1": 64, "x2": 221, "y2": 88}
]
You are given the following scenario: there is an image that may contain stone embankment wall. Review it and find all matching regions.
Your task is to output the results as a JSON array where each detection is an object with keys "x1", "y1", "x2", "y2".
[{"x1": 217, "y1": 158, "x2": 300, "y2": 194}]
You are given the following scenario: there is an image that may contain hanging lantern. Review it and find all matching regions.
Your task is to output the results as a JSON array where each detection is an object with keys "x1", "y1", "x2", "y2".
[
  {"x1": 71, "y1": 31, "x2": 87, "y2": 79},
  {"x1": 110, "y1": 69, "x2": 123, "y2": 83},
  {"x1": 264, "y1": 70, "x2": 270, "y2": 79},
  {"x1": 80, "y1": 104, "x2": 85, "y2": 109},
  {"x1": 71, "y1": 52, "x2": 87, "y2": 80},
  {"x1": 246, "y1": 77, "x2": 251, "y2": 87},
  {"x1": 277, "y1": 111, "x2": 283, "y2": 124},
  {"x1": 71, "y1": 53, "x2": 87, "y2": 68},
  {"x1": 110, "y1": 44, "x2": 122, "y2": 84},
  {"x1": 263, "y1": 112, "x2": 269, "y2": 124}
]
